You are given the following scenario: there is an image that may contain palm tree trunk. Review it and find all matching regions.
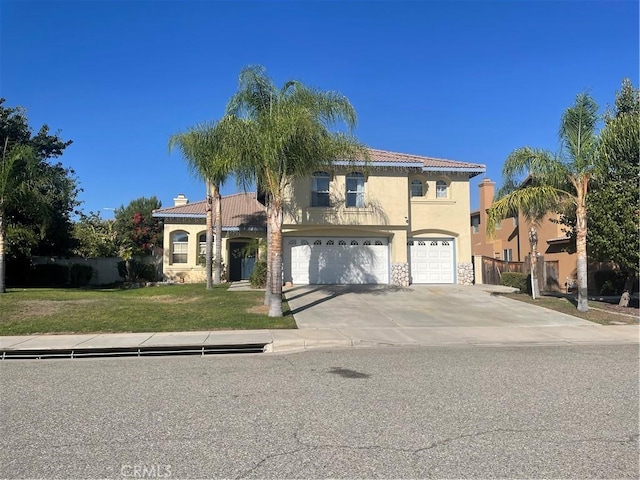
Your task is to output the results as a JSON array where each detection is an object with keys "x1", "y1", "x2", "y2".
[
  {"x1": 576, "y1": 190, "x2": 589, "y2": 312},
  {"x1": 0, "y1": 213, "x2": 6, "y2": 294},
  {"x1": 214, "y1": 184, "x2": 223, "y2": 284},
  {"x1": 268, "y1": 200, "x2": 283, "y2": 317},
  {"x1": 264, "y1": 200, "x2": 272, "y2": 306},
  {"x1": 205, "y1": 181, "x2": 213, "y2": 290},
  {"x1": 528, "y1": 227, "x2": 540, "y2": 299}
]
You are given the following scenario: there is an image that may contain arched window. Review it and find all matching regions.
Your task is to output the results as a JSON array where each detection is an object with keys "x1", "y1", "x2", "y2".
[
  {"x1": 311, "y1": 171, "x2": 330, "y2": 207},
  {"x1": 346, "y1": 172, "x2": 365, "y2": 207},
  {"x1": 410, "y1": 179, "x2": 424, "y2": 197},
  {"x1": 172, "y1": 231, "x2": 189, "y2": 264},
  {"x1": 436, "y1": 180, "x2": 448, "y2": 198}
]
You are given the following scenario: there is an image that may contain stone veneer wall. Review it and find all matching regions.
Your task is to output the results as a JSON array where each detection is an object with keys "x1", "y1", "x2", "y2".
[
  {"x1": 457, "y1": 262, "x2": 474, "y2": 285},
  {"x1": 391, "y1": 263, "x2": 410, "y2": 286}
]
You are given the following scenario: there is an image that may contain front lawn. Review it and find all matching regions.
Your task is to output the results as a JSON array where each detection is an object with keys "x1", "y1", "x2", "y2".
[
  {"x1": 0, "y1": 284, "x2": 296, "y2": 335},
  {"x1": 501, "y1": 292, "x2": 639, "y2": 325}
]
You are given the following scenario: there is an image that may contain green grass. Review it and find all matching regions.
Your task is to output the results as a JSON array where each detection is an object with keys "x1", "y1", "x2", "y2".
[
  {"x1": 0, "y1": 284, "x2": 296, "y2": 335},
  {"x1": 501, "y1": 293, "x2": 639, "y2": 325}
]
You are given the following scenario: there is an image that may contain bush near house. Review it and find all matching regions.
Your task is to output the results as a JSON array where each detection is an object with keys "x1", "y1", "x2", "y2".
[
  {"x1": 500, "y1": 272, "x2": 529, "y2": 293},
  {"x1": 249, "y1": 261, "x2": 267, "y2": 289},
  {"x1": 594, "y1": 270, "x2": 627, "y2": 295}
]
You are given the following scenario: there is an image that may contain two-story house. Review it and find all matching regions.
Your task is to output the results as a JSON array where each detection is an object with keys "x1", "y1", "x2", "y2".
[
  {"x1": 154, "y1": 148, "x2": 485, "y2": 286},
  {"x1": 470, "y1": 178, "x2": 576, "y2": 289},
  {"x1": 281, "y1": 149, "x2": 485, "y2": 286}
]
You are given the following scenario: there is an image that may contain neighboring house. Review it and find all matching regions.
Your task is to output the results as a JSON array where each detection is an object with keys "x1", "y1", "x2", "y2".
[
  {"x1": 281, "y1": 148, "x2": 485, "y2": 286},
  {"x1": 152, "y1": 192, "x2": 266, "y2": 283},
  {"x1": 470, "y1": 178, "x2": 576, "y2": 289}
]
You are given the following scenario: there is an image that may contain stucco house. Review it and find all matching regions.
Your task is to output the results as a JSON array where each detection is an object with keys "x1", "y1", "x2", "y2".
[
  {"x1": 470, "y1": 178, "x2": 576, "y2": 289},
  {"x1": 281, "y1": 149, "x2": 485, "y2": 286},
  {"x1": 154, "y1": 148, "x2": 485, "y2": 286}
]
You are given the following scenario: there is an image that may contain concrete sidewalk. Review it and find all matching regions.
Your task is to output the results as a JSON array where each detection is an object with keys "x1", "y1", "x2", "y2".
[{"x1": 1, "y1": 324, "x2": 638, "y2": 357}]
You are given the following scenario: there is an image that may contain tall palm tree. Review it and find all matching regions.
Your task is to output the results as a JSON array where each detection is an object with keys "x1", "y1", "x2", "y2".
[
  {"x1": 224, "y1": 65, "x2": 367, "y2": 317},
  {"x1": 168, "y1": 124, "x2": 231, "y2": 287},
  {"x1": 487, "y1": 93, "x2": 601, "y2": 312}
]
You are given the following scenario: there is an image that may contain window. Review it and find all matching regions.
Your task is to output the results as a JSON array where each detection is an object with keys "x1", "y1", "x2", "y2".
[
  {"x1": 351, "y1": 240, "x2": 359, "y2": 245},
  {"x1": 172, "y1": 231, "x2": 188, "y2": 264},
  {"x1": 311, "y1": 171, "x2": 330, "y2": 207},
  {"x1": 326, "y1": 240, "x2": 334, "y2": 245},
  {"x1": 313, "y1": 239, "x2": 322, "y2": 245},
  {"x1": 346, "y1": 172, "x2": 365, "y2": 207},
  {"x1": 436, "y1": 180, "x2": 448, "y2": 198},
  {"x1": 410, "y1": 179, "x2": 424, "y2": 197},
  {"x1": 503, "y1": 248, "x2": 513, "y2": 262},
  {"x1": 338, "y1": 240, "x2": 346, "y2": 245},
  {"x1": 471, "y1": 215, "x2": 480, "y2": 234}
]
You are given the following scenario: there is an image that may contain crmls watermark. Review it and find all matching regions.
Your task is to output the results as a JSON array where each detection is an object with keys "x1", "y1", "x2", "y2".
[{"x1": 121, "y1": 464, "x2": 172, "y2": 478}]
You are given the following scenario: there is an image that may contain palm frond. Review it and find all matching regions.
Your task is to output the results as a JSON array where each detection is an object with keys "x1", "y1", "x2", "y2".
[
  {"x1": 486, "y1": 185, "x2": 573, "y2": 236},
  {"x1": 559, "y1": 93, "x2": 599, "y2": 173}
]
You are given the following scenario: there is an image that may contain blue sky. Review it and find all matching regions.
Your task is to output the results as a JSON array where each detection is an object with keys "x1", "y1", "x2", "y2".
[{"x1": 2, "y1": 0, "x2": 637, "y2": 217}]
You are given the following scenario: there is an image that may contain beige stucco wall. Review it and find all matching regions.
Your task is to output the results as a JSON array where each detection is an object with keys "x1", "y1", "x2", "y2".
[
  {"x1": 284, "y1": 169, "x2": 475, "y2": 272},
  {"x1": 285, "y1": 169, "x2": 409, "y2": 227},
  {"x1": 162, "y1": 219, "x2": 264, "y2": 283},
  {"x1": 410, "y1": 173, "x2": 473, "y2": 264}
]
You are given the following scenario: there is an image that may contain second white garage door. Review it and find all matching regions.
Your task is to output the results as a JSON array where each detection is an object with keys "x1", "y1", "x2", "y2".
[
  {"x1": 409, "y1": 238, "x2": 455, "y2": 284},
  {"x1": 284, "y1": 237, "x2": 389, "y2": 285}
]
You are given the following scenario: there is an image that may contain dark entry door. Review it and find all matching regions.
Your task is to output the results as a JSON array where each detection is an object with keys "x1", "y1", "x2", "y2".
[{"x1": 229, "y1": 242, "x2": 256, "y2": 281}]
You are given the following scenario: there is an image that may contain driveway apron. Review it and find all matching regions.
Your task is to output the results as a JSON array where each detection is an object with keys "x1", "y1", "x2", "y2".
[{"x1": 284, "y1": 284, "x2": 593, "y2": 329}]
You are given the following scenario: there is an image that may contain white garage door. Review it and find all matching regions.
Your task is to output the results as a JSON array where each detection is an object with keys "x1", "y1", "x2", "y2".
[
  {"x1": 409, "y1": 239, "x2": 455, "y2": 284},
  {"x1": 284, "y1": 237, "x2": 389, "y2": 285}
]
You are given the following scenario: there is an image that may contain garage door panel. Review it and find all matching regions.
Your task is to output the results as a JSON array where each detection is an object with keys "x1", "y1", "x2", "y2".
[
  {"x1": 286, "y1": 238, "x2": 388, "y2": 285},
  {"x1": 409, "y1": 238, "x2": 455, "y2": 284}
]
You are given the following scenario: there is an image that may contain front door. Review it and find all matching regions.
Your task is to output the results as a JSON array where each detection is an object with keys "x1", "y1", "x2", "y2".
[{"x1": 229, "y1": 241, "x2": 256, "y2": 281}]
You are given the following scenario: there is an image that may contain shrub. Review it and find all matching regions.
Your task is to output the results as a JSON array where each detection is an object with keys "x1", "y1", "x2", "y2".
[
  {"x1": 31, "y1": 264, "x2": 70, "y2": 287},
  {"x1": 118, "y1": 260, "x2": 157, "y2": 283},
  {"x1": 500, "y1": 272, "x2": 529, "y2": 293},
  {"x1": 249, "y1": 261, "x2": 267, "y2": 289},
  {"x1": 594, "y1": 270, "x2": 626, "y2": 295},
  {"x1": 69, "y1": 264, "x2": 93, "y2": 287}
]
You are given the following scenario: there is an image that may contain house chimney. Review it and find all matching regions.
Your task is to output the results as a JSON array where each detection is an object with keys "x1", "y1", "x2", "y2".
[
  {"x1": 478, "y1": 178, "x2": 495, "y2": 226},
  {"x1": 173, "y1": 193, "x2": 189, "y2": 207}
]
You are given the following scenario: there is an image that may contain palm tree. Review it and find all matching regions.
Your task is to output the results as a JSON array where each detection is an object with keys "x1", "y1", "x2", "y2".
[
  {"x1": 224, "y1": 65, "x2": 367, "y2": 316},
  {"x1": 0, "y1": 140, "x2": 37, "y2": 293},
  {"x1": 168, "y1": 124, "x2": 231, "y2": 288},
  {"x1": 487, "y1": 93, "x2": 601, "y2": 312}
]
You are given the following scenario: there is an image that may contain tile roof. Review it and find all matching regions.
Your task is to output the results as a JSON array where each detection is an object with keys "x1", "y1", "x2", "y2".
[
  {"x1": 364, "y1": 148, "x2": 486, "y2": 172},
  {"x1": 152, "y1": 192, "x2": 266, "y2": 229}
]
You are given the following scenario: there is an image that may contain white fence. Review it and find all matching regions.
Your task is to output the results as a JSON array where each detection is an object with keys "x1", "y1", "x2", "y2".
[{"x1": 31, "y1": 255, "x2": 163, "y2": 286}]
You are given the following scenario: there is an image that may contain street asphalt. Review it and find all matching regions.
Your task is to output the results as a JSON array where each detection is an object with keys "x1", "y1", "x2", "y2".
[{"x1": 0, "y1": 344, "x2": 638, "y2": 479}]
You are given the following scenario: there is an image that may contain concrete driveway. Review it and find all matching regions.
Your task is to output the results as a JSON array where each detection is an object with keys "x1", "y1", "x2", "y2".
[{"x1": 284, "y1": 284, "x2": 593, "y2": 329}]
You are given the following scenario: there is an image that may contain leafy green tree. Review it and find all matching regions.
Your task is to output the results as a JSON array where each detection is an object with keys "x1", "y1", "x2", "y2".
[
  {"x1": 169, "y1": 124, "x2": 231, "y2": 288},
  {"x1": 224, "y1": 65, "x2": 367, "y2": 316},
  {"x1": 0, "y1": 99, "x2": 76, "y2": 292},
  {"x1": 487, "y1": 93, "x2": 602, "y2": 312},
  {"x1": 114, "y1": 197, "x2": 163, "y2": 256},
  {"x1": 72, "y1": 211, "x2": 118, "y2": 258},
  {"x1": 585, "y1": 79, "x2": 639, "y2": 278}
]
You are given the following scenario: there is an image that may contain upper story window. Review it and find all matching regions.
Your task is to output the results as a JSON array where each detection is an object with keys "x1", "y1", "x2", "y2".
[
  {"x1": 311, "y1": 171, "x2": 330, "y2": 207},
  {"x1": 172, "y1": 231, "x2": 189, "y2": 264},
  {"x1": 471, "y1": 215, "x2": 480, "y2": 234},
  {"x1": 410, "y1": 179, "x2": 424, "y2": 197},
  {"x1": 436, "y1": 180, "x2": 448, "y2": 198},
  {"x1": 346, "y1": 172, "x2": 365, "y2": 207}
]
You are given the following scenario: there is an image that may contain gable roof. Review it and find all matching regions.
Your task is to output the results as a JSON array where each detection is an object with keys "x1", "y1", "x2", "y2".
[
  {"x1": 152, "y1": 192, "x2": 266, "y2": 230},
  {"x1": 332, "y1": 148, "x2": 486, "y2": 177}
]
